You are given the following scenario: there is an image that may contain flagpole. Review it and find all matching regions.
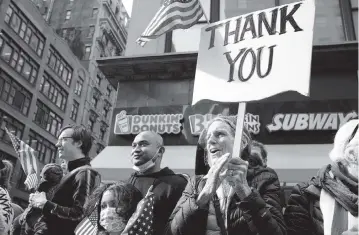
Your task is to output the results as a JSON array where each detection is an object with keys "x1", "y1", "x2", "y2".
[{"x1": 198, "y1": 0, "x2": 210, "y2": 24}]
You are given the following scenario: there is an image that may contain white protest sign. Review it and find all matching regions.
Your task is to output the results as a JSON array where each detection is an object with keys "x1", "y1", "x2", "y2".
[{"x1": 192, "y1": 0, "x2": 315, "y2": 104}]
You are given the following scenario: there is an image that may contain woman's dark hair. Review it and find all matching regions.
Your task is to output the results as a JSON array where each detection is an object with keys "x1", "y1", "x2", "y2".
[
  {"x1": 84, "y1": 181, "x2": 143, "y2": 235},
  {"x1": 0, "y1": 160, "x2": 13, "y2": 190}
]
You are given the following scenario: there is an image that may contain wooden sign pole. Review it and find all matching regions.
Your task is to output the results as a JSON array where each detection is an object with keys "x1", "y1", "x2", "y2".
[{"x1": 232, "y1": 102, "x2": 247, "y2": 159}]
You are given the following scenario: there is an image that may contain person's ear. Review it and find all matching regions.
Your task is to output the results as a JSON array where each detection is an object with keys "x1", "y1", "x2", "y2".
[
  {"x1": 158, "y1": 146, "x2": 164, "y2": 154},
  {"x1": 74, "y1": 140, "x2": 83, "y2": 148}
]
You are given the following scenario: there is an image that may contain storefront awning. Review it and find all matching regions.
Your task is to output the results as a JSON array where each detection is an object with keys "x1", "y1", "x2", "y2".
[{"x1": 91, "y1": 144, "x2": 332, "y2": 183}]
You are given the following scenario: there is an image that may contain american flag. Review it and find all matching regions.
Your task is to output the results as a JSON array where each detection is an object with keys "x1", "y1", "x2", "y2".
[
  {"x1": 136, "y1": 0, "x2": 204, "y2": 46},
  {"x1": 121, "y1": 187, "x2": 155, "y2": 235},
  {"x1": 4, "y1": 127, "x2": 39, "y2": 189},
  {"x1": 75, "y1": 207, "x2": 98, "y2": 235}
]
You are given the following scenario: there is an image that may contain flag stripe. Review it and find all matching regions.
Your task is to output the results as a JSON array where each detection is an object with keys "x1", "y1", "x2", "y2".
[
  {"x1": 146, "y1": 0, "x2": 201, "y2": 36},
  {"x1": 137, "y1": 0, "x2": 204, "y2": 47},
  {"x1": 147, "y1": 1, "x2": 202, "y2": 36},
  {"x1": 75, "y1": 207, "x2": 98, "y2": 235},
  {"x1": 151, "y1": 6, "x2": 203, "y2": 36},
  {"x1": 24, "y1": 173, "x2": 38, "y2": 189},
  {"x1": 4, "y1": 127, "x2": 40, "y2": 189},
  {"x1": 145, "y1": 0, "x2": 198, "y2": 35}
]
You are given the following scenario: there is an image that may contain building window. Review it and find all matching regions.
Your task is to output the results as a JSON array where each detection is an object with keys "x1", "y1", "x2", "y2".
[
  {"x1": 28, "y1": 130, "x2": 57, "y2": 164},
  {"x1": 0, "y1": 109, "x2": 24, "y2": 146},
  {"x1": 0, "y1": 31, "x2": 39, "y2": 85},
  {"x1": 102, "y1": 100, "x2": 111, "y2": 119},
  {"x1": 99, "y1": 122, "x2": 108, "y2": 141},
  {"x1": 65, "y1": 10, "x2": 71, "y2": 21},
  {"x1": 88, "y1": 111, "x2": 97, "y2": 131},
  {"x1": 96, "y1": 143, "x2": 104, "y2": 154},
  {"x1": 91, "y1": 88, "x2": 101, "y2": 108},
  {"x1": 70, "y1": 100, "x2": 79, "y2": 121},
  {"x1": 105, "y1": 86, "x2": 112, "y2": 97},
  {"x1": 351, "y1": 0, "x2": 358, "y2": 39},
  {"x1": 92, "y1": 8, "x2": 99, "y2": 17},
  {"x1": 91, "y1": 96, "x2": 98, "y2": 109},
  {"x1": 96, "y1": 75, "x2": 101, "y2": 86},
  {"x1": 62, "y1": 28, "x2": 68, "y2": 38},
  {"x1": 74, "y1": 79, "x2": 83, "y2": 96},
  {"x1": 39, "y1": 73, "x2": 68, "y2": 111},
  {"x1": 88, "y1": 26, "x2": 95, "y2": 38},
  {"x1": 47, "y1": 46, "x2": 73, "y2": 86},
  {"x1": 4, "y1": 2, "x2": 45, "y2": 57},
  {"x1": 0, "y1": 69, "x2": 32, "y2": 115},
  {"x1": 33, "y1": 100, "x2": 63, "y2": 137},
  {"x1": 84, "y1": 45, "x2": 92, "y2": 60}
]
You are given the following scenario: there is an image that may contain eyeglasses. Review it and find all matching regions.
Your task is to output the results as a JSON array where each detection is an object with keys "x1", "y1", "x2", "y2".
[{"x1": 57, "y1": 136, "x2": 73, "y2": 143}]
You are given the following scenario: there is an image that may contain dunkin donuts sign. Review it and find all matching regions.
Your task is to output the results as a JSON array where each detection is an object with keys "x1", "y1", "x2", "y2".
[{"x1": 114, "y1": 110, "x2": 183, "y2": 135}]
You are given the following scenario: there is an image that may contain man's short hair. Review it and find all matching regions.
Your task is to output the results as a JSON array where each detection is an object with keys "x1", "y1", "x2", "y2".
[
  {"x1": 251, "y1": 140, "x2": 267, "y2": 164},
  {"x1": 59, "y1": 125, "x2": 93, "y2": 157}
]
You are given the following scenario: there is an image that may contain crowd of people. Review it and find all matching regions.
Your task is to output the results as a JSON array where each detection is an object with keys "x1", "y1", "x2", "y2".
[{"x1": 0, "y1": 117, "x2": 357, "y2": 235}]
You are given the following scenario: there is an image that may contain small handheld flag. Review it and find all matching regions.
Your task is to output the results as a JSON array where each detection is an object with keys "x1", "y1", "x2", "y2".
[{"x1": 4, "y1": 127, "x2": 39, "y2": 189}]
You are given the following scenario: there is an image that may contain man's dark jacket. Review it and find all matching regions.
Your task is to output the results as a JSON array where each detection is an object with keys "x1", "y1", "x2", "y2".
[
  {"x1": 128, "y1": 167, "x2": 188, "y2": 235},
  {"x1": 39, "y1": 158, "x2": 101, "y2": 235},
  {"x1": 164, "y1": 166, "x2": 287, "y2": 235}
]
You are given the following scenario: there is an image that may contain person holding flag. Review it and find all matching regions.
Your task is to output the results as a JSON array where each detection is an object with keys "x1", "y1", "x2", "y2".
[
  {"x1": 0, "y1": 160, "x2": 14, "y2": 235},
  {"x1": 28, "y1": 125, "x2": 101, "y2": 235},
  {"x1": 164, "y1": 116, "x2": 286, "y2": 235},
  {"x1": 128, "y1": 131, "x2": 188, "y2": 235},
  {"x1": 78, "y1": 181, "x2": 142, "y2": 235}
]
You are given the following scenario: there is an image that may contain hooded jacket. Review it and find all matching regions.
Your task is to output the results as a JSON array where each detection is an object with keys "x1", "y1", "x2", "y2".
[
  {"x1": 164, "y1": 116, "x2": 286, "y2": 235},
  {"x1": 127, "y1": 167, "x2": 188, "y2": 235}
]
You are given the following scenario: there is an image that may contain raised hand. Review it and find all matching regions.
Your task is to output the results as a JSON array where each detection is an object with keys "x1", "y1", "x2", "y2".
[
  {"x1": 226, "y1": 157, "x2": 252, "y2": 199},
  {"x1": 196, "y1": 153, "x2": 231, "y2": 207}
]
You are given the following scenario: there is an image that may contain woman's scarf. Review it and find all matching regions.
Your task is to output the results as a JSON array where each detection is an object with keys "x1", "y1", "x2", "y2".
[{"x1": 318, "y1": 163, "x2": 358, "y2": 217}]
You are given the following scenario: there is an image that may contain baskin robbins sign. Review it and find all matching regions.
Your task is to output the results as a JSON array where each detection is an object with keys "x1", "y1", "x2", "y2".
[
  {"x1": 188, "y1": 113, "x2": 261, "y2": 136},
  {"x1": 114, "y1": 110, "x2": 183, "y2": 135}
]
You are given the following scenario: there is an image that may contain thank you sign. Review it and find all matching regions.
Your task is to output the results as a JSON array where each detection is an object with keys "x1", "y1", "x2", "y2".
[{"x1": 192, "y1": 0, "x2": 315, "y2": 104}]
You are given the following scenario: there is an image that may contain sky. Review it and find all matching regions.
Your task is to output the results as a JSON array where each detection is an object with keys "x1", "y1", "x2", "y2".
[{"x1": 122, "y1": 0, "x2": 133, "y2": 17}]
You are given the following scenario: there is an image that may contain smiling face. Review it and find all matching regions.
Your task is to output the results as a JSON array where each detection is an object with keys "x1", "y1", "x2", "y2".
[
  {"x1": 206, "y1": 120, "x2": 235, "y2": 167},
  {"x1": 131, "y1": 131, "x2": 162, "y2": 167}
]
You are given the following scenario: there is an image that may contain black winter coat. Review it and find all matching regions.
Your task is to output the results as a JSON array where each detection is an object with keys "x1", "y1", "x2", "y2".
[
  {"x1": 164, "y1": 167, "x2": 286, "y2": 235},
  {"x1": 284, "y1": 177, "x2": 324, "y2": 235}
]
